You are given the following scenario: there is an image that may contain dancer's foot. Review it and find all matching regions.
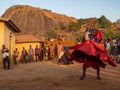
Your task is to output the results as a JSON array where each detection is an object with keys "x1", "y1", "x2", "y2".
[
  {"x1": 80, "y1": 76, "x2": 85, "y2": 80},
  {"x1": 97, "y1": 77, "x2": 101, "y2": 80}
]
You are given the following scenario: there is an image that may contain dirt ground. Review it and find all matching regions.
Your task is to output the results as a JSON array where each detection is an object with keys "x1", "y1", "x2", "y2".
[{"x1": 0, "y1": 60, "x2": 120, "y2": 90}]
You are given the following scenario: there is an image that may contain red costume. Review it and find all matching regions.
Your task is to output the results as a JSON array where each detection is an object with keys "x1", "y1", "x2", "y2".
[{"x1": 70, "y1": 29, "x2": 117, "y2": 80}]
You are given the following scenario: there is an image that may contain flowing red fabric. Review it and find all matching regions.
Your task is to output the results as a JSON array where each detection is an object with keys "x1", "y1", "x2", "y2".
[
  {"x1": 70, "y1": 40, "x2": 117, "y2": 69},
  {"x1": 70, "y1": 40, "x2": 106, "y2": 57},
  {"x1": 96, "y1": 30, "x2": 102, "y2": 42}
]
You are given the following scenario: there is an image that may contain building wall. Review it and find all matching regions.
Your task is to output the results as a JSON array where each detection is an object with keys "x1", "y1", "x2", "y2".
[
  {"x1": 0, "y1": 22, "x2": 5, "y2": 50},
  {"x1": 0, "y1": 22, "x2": 16, "y2": 67},
  {"x1": 47, "y1": 40, "x2": 76, "y2": 46},
  {"x1": 15, "y1": 42, "x2": 42, "y2": 61},
  {"x1": 0, "y1": 22, "x2": 4, "y2": 66},
  {"x1": 4, "y1": 24, "x2": 16, "y2": 56}
]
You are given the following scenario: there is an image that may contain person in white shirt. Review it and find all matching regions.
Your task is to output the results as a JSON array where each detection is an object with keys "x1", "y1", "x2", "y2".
[
  {"x1": 28, "y1": 45, "x2": 34, "y2": 62},
  {"x1": 1, "y1": 45, "x2": 10, "y2": 70},
  {"x1": 105, "y1": 39, "x2": 111, "y2": 55},
  {"x1": 111, "y1": 38, "x2": 117, "y2": 56}
]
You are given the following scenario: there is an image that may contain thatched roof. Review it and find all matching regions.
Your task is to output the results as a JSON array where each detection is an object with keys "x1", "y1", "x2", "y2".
[
  {"x1": 0, "y1": 17, "x2": 21, "y2": 33},
  {"x1": 15, "y1": 34, "x2": 43, "y2": 43}
]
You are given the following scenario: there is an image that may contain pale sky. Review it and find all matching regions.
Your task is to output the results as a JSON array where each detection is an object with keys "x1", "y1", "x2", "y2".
[{"x1": 0, "y1": 0, "x2": 120, "y2": 22}]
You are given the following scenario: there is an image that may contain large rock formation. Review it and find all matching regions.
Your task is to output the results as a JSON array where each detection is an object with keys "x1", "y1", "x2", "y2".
[{"x1": 1, "y1": 5, "x2": 77, "y2": 34}]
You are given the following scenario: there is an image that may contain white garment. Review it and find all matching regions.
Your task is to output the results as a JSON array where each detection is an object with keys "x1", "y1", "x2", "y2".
[
  {"x1": 2, "y1": 48, "x2": 9, "y2": 58},
  {"x1": 28, "y1": 48, "x2": 34, "y2": 55},
  {"x1": 5, "y1": 52, "x2": 9, "y2": 56},
  {"x1": 3, "y1": 52, "x2": 9, "y2": 58},
  {"x1": 3, "y1": 53, "x2": 6, "y2": 58},
  {"x1": 112, "y1": 39, "x2": 117, "y2": 46},
  {"x1": 105, "y1": 42, "x2": 111, "y2": 50},
  {"x1": 58, "y1": 51, "x2": 64, "y2": 59}
]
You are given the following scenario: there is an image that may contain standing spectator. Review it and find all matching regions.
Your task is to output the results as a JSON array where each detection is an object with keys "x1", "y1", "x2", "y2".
[
  {"x1": 54, "y1": 44, "x2": 58, "y2": 60},
  {"x1": 35, "y1": 45, "x2": 41, "y2": 62},
  {"x1": 15, "y1": 48, "x2": 19, "y2": 63},
  {"x1": 28, "y1": 45, "x2": 34, "y2": 62},
  {"x1": 13, "y1": 51, "x2": 17, "y2": 64},
  {"x1": 42, "y1": 42, "x2": 49, "y2": 61},
  {"x1": 49, "y1": 43, "x2": 54, "y2": 60},
  {"x1": 21, "y1": 47, "x2": 28, "y2": 63},
  {"x1": 41, "y1": 43, "x2": 44, "y2": 60},
  {"x1": 117, "y1": 37, "x2": 120, "y2": 55},
  {"x1": 105, "y1": 39, "x2": 111, "y2": 55},
  {"x1": 57, "y1": 42, "x2": 63, "y2": 59},
  {"x1": 111, "y1": 38, "x2": 117, "y2": 56},
  {"x1": 13, "y1": 48, "x2": 19, "y2": 64},
  {"x1": 1, "y1": 45, "x2": 10, "y2": 70}
]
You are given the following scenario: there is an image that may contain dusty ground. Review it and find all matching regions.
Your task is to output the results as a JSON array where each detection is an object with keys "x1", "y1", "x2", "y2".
[{"x1": 0, "y1": 60, "x2": 120, "y2": 90}]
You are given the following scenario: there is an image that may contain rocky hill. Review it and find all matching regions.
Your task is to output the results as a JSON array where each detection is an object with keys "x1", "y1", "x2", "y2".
[
  {"x1": 1, "y1": 5, "x2": 77, "y2": 35},
  {"x1": 2, "y1": 5, "x2": 120, "y2": 40}
]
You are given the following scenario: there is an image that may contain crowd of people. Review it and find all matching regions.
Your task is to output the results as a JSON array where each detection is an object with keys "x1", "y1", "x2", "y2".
[
  {"x1": 104, "y1": 37, "x2": 120, "y2": 63},
  {"x1": 14, "y1": 42, "x2": 71, "y2": 64},
  {"x1": 1, "y1": 28, "x2": 120, "y2": 70},
  {"x1": 1, "y1": 41, "x2": 72, "y2": 70}
]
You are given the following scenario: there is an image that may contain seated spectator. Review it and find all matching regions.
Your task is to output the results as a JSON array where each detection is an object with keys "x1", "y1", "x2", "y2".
[
  {"x1": 115, "y1": 55, "x2": 120, "y2": 63},
  {"x1": 58, "y1": 48, "x2": 72, "y2": 65}
]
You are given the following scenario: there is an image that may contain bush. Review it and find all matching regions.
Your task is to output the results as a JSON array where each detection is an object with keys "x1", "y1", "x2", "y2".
[{"x1": 45, "y1": 30, "x2": 57, "y2": 39}]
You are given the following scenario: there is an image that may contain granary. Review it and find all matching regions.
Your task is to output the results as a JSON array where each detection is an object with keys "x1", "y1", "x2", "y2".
[
  {"x1": 15, "y1": 34, "x2": 44, "y2": 61},
  {"x1": 0, "y1": 17, "x2": 20, "y2": 64}
]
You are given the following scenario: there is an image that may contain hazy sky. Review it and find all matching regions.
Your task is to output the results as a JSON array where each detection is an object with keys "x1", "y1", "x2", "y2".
[{"x1": 0, "y1": 0, "x2": 120, "y2": 22}]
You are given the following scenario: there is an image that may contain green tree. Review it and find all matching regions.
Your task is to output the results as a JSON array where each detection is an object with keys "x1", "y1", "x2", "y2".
[
  {"x1": 68, "y1": 22, "x2": 80, "y2": 32},
  {"x1": 75, "y1": 32, "x2": 83, "y2": 42},
  {"x1": 98, "y1": 15, "x2": 112, "y2": 29},
  {"x1": 93, "y1": 19, "x2": 100, "y2": 28},
  {"x1": 45, "y1": 30, "x2": 57, "y2": 39},
  {"x1": 102, "y1": 29, "x2": 115, "y2": 39},
  {"x1": 77, "y1": 18, "x2": 85, "y2": 28},
  {"x1": 59, "y1": 22, "x2": 66, "y2": 30},
  {"x1": 114, "y1": 31, "x2": 120, "y2": 38}
]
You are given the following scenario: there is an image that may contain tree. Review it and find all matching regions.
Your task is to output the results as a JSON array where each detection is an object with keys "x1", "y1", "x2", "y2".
[
  {"x1": 102, "y1": 29, "x2": 115, "y2": 40},
  {"x1": 45, "y1": 30, "x2": 57, "y2": 40},
  {"x1": 93, "y1": 19, "x2": 100, "y2": 28},
  {"x1": 114, "y1": 31, "x2": 120, "y2": 38},
  {"x1": 77, "y1": 18, "x2": 85, "y2": 28},
  {"x1": 98, "y1": 15, "x2": 112, "y2": 29},
  {"x1": 75, "y1": 32, "x2": 83, "y2": 42},
  {"x1": 59, "y1": 22, "x2": 66, "y2": 30},
  {"x1": 68, "y1": 22, "x2": 80, "y2": 32}
]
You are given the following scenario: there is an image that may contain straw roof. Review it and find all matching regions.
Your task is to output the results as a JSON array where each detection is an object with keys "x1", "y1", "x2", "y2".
[{"x1": 15, "y1": 34, "x2": 43, "y2": 43}]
